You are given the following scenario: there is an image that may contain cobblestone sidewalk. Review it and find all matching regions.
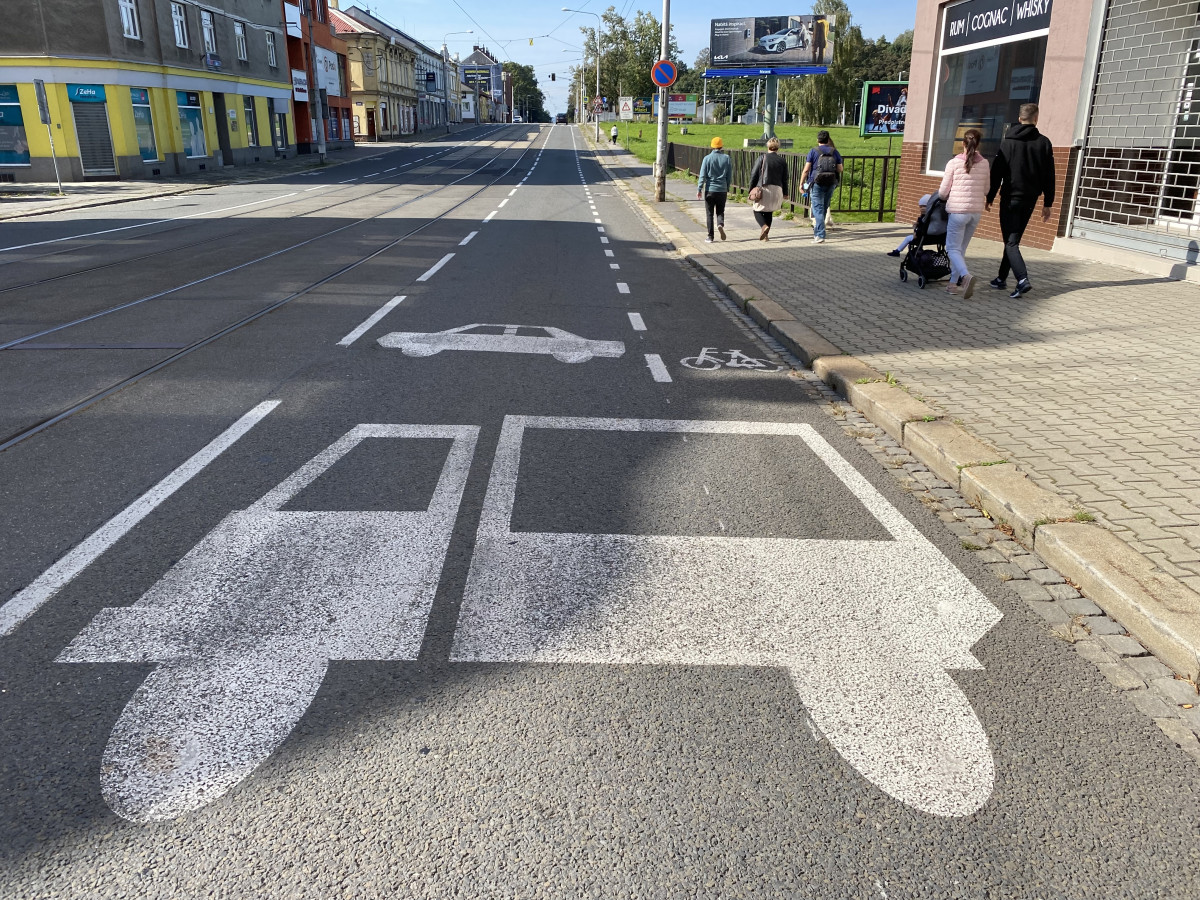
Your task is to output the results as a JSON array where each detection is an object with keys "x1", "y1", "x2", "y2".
[{"x1": 607, "y1": 145, "x2": 1200, "y2": 596}]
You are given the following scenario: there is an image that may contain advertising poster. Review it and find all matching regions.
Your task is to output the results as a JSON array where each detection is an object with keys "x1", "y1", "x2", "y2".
[
  {"x1": 633, "y1": 97, "x2": 653, "y2": 115},
  {"x1": 860, "y1": 81, "x2": 907, "y2": 135},
  {"x1": 652, "y1": 94, "x2": 699, "y2": 118},
  {"x1": 0, "y1": 86, "x2": 30, "y2": 166},
  {"x1": 314, "y1": 45, "x2": 341, "y2": 98},
  {"x1": 709, "y1": 15, "x2": 834, "y2": 70}
]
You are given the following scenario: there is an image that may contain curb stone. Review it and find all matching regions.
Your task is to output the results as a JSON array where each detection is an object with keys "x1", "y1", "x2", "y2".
[{"x1": 580, "y1": 128, "x2": 1200, "y2": 697}]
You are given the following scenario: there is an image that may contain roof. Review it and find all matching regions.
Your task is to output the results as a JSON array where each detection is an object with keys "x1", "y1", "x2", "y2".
[
  {"x1": 339, "y1": 5, "x2": 435, "y2": 56},
  {"x1": 329, "y1": 9, "x2": 372, "y2": 35}
]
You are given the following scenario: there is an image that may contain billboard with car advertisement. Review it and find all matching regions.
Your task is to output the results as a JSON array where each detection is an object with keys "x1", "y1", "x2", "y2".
[
  {"x1": 708, "y1": 15, "x2": 834, "y2": 73},
  {"x1": 860, "y1": 81, "x2": 907, "y2": 136}
]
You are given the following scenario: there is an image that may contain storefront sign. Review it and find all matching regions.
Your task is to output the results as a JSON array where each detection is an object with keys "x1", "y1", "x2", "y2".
[
  {"x1": 67, "y1": 84, "x2": 106, "y2": 103},
  {"x1": 292, "y1": 69, "x2": 309, "y2": 101},
  {"x1": 1009, "y1": 66, "x2": 1037, "y2": 98},
  {"x1": 943, "y1": 0, "x2": 1053, "y2": 51},
  {"x1": 314, "y1": 46, "x2": 341, "y2": 98}
]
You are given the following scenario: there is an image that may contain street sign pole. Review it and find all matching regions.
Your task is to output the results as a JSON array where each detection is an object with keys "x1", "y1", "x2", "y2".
[
  {"x1": 653, "y1": 0, "x2": 671, "y2": 202},
  {"x1": 34, "y1": 79, "x2": 63, "y2": 196},
  {"x1": 763, "y1": 73, "x2": 777, "y2": 140}
]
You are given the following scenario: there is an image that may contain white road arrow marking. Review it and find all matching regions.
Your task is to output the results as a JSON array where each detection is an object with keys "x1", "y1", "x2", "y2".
[
  {"x1": 450, "y1": 416, "x2": 1003, "y2": 817},
  {"x1": 60, "y1": 424, "x2": 479, "y2": 822}
]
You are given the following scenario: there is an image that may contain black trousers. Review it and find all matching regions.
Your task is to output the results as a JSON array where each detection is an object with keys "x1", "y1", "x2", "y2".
[
  {"x1": 997, "y1": 199, "x2": 1038, "y2": 283},
  {"x1": 705, "y1": 192, "x2": 727, "y2": 237},
  {"x1": 753, "y1": 209, "x2": 773, "y2": 230}
]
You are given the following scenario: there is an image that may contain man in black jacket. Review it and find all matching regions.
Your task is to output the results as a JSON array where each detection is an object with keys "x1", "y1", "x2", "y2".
[{"x1": 985, "y1": 103, "x2": 1056, "y2": 298}]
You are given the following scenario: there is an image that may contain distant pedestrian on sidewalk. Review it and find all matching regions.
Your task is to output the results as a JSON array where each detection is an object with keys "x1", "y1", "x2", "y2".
[
  {"x1": 697, "y1": 136, "x2": 732, "y2": 243},
  {"x1": 611, "y1": 124, "x2": 619, "y2": 145},
  {"x1": 938, "y1": 128, "x2": 989, "y2": 298},
  {"x1": 985, "y1": 103, "x2": 1056, "y2": 298},
  {"x1": 800, "y1": 131, "x2": 842, "y2": 244},
  {"x1": 748, "y1": 138, "x2": 788, "y2": 241}
]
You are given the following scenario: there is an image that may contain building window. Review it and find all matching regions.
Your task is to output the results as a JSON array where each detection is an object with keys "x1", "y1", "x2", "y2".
[
  {"x1": 266, "y1": 32, "x2": 277, "y2": 67},
  {"x1": 171, "y1": 2, "x2": 188, "y2": 48},
  {"x1": 244, "y1": 95, "x2": 258, "y2": 145},
  {"x1": 235, "y1": 22, "x2": 247, "y2": 60},
  {"x1": 177, "y1": 90, "x2": 207, "y2": 158},
  {"x1": 201, "y1": 10, "x2": 216, "y2": 54},
  {"x1": 131, "y1": 87, "x2": 158, "y2": 161},
  {"x1": 926, "y1": 0, "x2": 1051, "y2": 174},
  {"x1": 0, "y1": 85, "x2": 31, "y2": 166},
  {"x1": 119, "y1": 0, "x2": 141, "y2": 39}
]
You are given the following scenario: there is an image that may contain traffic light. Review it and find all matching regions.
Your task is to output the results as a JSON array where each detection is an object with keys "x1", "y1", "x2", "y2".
[{"x1": 551, "y1": 73, "x2": 556, "y2": 81}]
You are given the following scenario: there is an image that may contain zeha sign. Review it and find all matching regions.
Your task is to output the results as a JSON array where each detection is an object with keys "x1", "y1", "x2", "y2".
[{"x1": 942, "y1": 0, "x2": 1053, "y2": 51}]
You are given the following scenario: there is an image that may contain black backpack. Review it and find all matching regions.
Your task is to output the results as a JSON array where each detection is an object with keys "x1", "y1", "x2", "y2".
[{"x1": 814, "y1": 148, "x2": 839, "y2": 186}]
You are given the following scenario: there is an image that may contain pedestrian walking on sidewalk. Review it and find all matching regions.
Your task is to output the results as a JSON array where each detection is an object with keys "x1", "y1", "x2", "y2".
[
  {"x1": 611, "y1": 124, "x2": 619, "y2": 145},
  {"x1": 799, "y1": 131, "x2": 842, "y2": 244},
  {"x1": 748, "y1": 138, "x2": 788, "y2": 241},
  {"x1": 697, "y1": 136, "x2": 732, "y2": 243},
  {"x1": 985, "y1": 103, "x2": 1056, "y2": 298},
  {"x1": 938, "y1": 128, "x2": 989, "y2": 299}
]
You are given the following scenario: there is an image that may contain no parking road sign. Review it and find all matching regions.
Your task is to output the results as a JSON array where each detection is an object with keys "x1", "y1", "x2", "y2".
[{"x1": 651, "y1": 59, "x2": 678, "y2": 88}]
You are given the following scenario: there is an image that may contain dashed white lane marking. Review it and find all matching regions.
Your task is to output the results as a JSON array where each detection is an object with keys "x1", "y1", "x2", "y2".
[
  {"x1": 385, "y1": 167, "x2": 397, "y2": 173},
  {"x1": 627, "y1": 312, "x2": 646, "y2": 331},
  {"x1": 304, "y1": 186, "x2": 321, "y2": 191},
  {"x1": 610, "y1": 263, "x2": 620, "y2": 270},
  {"x1": 597, "y1": 227, "x2": 605, "y2": 233},
  {"x1": 459, "y1": 231, "x2": 478, "y2": 246},
  {"x1": 338, "y1": 295, "x2": 406, "y2": 347},
  {"x1": 616, "y1": 282, "x2": 630, "y2": 294},
  {"x1": 604, "y1": 249, "x2": 614, "y2": 257},
  {"x1": 0, "y1": 400, "x2": 281, "y2": 636},
  {"x1": 366, "y1": 172, "x2": 381, "y2": 178},
  {"x1": 483, "y1": 211, "x2": 497, "y2": 223},
  {"x1": 417, "y1": 253, "x2": 455, "y2": 282},
  {"x1": 601, "y1": 237, "x2": 610, "y2": 244},
  {"x1": 338, "y1": 177, "x2": 359, "y2": 183},
  {"x1": 498, "y1": 199, "x2": 509, "y2": 208},
  {"x1": 594, "y1": 219, "x2": 603, "y2": 224},
  {"x1": 508, "y1": 188, "x2": 518, "y2": 196}
]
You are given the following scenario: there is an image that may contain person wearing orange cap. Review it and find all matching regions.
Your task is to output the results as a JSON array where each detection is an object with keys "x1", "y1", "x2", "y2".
[{"x1": 696, "y1": 136, "x2": 732, "y2": 243}]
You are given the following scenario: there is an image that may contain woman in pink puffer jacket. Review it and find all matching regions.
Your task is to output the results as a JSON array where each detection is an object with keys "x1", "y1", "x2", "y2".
[{"x1": 938, "y1": 129, "x2": 990, "y2": 299}]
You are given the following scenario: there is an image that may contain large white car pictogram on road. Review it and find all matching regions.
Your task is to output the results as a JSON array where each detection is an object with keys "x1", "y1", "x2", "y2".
[
  {"x1": 452, "y1": 416, "x2": 1004, "y2": 818},
  {"x1": 379, "y1": 324, "x2": 625, "y2": 364}
]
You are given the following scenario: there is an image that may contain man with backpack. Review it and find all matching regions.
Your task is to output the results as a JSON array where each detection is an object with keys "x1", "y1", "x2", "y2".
[
  {"x1": 985, "y1": 103, "x2": 1056, "y2": 298},
  {"x1": 800, "y1": 130, "x2": 843, "y2": 244}
]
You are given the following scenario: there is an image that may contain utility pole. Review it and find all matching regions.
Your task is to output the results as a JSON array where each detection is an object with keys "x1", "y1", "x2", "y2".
[
  {"x1": 563, "y1": 8, "x2": 602, "y2": 143},
  {"x1": 305, "y1": 0, "x2": 326, "y2": 163},
  {"x1": 653, "y1": 0, "x2": 670, "y2": 201}
]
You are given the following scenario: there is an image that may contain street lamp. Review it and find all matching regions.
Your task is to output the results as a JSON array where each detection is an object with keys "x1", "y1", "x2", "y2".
[
  {"x1": 562, "y1": 7, "x2": 601, "y2": 142},
  {"x1": 443, "y1": 29, "x2": 473, "y2": 134}
]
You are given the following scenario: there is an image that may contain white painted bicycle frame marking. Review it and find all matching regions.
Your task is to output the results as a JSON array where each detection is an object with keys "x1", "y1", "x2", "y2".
[
  {"x1": 451, "y1": 416, "x2": 1003, "y2": 817},
  {"x1": 59, "y1": 424, "x2": 479, "y2": 822}
]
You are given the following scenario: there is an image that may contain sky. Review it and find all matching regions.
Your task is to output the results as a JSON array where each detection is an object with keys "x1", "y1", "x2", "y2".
[{"x1": 349, "y1": 0, "x2": 918, "y2": 115}]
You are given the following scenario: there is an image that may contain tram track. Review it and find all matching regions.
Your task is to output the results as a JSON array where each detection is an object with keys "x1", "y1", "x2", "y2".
[{"x1": 0, "y1": 126, "x2": 551, "y2": 453}]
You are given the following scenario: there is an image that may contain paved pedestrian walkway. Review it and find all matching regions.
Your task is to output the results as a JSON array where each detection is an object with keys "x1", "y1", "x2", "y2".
[{"x1": 598, "y1": 140, "x2": 1200, "y2": 593}]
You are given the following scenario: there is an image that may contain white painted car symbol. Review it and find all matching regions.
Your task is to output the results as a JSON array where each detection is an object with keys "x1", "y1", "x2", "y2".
[{"x1": 379, "y1": 324, "x2": 625, "y2": 364}]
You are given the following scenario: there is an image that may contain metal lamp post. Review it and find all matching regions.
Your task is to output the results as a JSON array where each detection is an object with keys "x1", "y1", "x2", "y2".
[
  {"x1": 562, "y1": 7, "x2": 601, "y2": 143},
  {"x1": 443, "y1": 30, "x2": 473, "y2": 134}
]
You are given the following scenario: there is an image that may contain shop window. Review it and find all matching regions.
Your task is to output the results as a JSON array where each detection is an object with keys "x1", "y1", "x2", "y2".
[
  {"x1": 0, "y1": 85, "x2": 30, "y2": 166},
  {"x1": 235, "y1": 23, "x2": 247, "y2": 61},
  {"x1": 177, "y1": 91, "x2": 207, "y2": 158},
  {"x1": 171, "y1": 2, "x2": 188, "y2": 48},
  {"x1": 927, "y1": 0, "x2": 1051, "y2": 173},
  {"x1": 131, "y1": 88, "x2": 158, "y2": 161},
  {"x1": 119, "y1": 0, "x2": 141, "y2": 39},
  {"x1": 244, "y1": 95, "x2": 258, "y2": 146}
]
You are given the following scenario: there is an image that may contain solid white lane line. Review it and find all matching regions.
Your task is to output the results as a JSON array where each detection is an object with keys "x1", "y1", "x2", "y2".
[
  {"x1": 460, "y1": 231, "x2": 478, "y2": 245},
  {"x1": 0, "y1": 400, "x2": 281, "y2": 637},
  {"x1": 483, "y1": 211, "x2": 497, "y2": 223},
  {"x1": 338, "y1": 295, "x2": 406, "y2": 346},
  {"x1": 498, "y1": 199, "x2": 509, "y2": 208},
  {"x1": 645, "y1": 354, "x2": 671, "y2": 382},
  {"x1": 627, "y1": 312, "x2": 646, "y2": 330},
  {"x1": 0, "y1": 193, "x2": 300, "y2": 253},
  {"x1": 417, "y1": 253, "x2": 455, "y2": 282},
  {"x1": 617, "y1": 282, "x2": 629, "y2": 294},
  {"x1": 605, "y1": 249, "x2": 614, "y2": 256}
]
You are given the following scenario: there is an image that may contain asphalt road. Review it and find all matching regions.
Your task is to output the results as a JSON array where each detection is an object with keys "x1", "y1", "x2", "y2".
[{"x1": 1, "y1": 124, "x2": 1198, "y2": 899}]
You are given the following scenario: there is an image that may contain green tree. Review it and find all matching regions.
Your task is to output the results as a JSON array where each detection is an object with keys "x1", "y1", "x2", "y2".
[
  {"x1": 503, "y1": 61, "x2": 548, "y2": 122},
  {"x1": 781, "y1": 0, "x2": 863, "y2": 126}
]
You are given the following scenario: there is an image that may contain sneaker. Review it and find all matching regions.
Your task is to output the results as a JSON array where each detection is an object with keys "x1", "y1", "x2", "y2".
[
  {"x1": 989, "y1": 277, "x2": 1007, "y2": 290},
  {"x1": 814, "y1": 236, "x2": 825, "y2": 244},
  {"x1": 718, "y1": 225, "x2": 726, "y2": 241},
  {"x1": 1009, "y1": 279, "x2": 1032, "y2": 298},
  {"x1": 704, "y1": 236, "x2": 715, "y2": 243},
  {"x1": 886, "y1": 249, "x2": 901, "y2": 257},
  {"x1": 961, "y1": 274, "x2": 977, "y2": 299}
]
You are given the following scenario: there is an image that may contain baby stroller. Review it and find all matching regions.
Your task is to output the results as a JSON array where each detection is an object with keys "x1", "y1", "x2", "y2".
[{"x1": 899, "y1": 194, "x2": 951, "y2": 288}]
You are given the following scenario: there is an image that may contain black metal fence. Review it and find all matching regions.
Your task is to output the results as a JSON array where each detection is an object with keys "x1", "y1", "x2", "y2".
[{"x1": 667, "y1": 143, "x2": 899, "y2": 221}]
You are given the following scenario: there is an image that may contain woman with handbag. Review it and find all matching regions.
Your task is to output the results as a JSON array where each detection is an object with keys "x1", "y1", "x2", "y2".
[{"x1": 748, "y1": 138, "x2": 788, "y2": 241}]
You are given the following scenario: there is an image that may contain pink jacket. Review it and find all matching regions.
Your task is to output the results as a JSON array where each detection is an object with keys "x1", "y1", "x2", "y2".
[{"x1": 938, "y1": 152, "x2": 990, "y2": 214}]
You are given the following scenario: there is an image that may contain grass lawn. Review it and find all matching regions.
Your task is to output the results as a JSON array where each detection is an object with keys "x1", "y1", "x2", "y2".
[{"x1": 610, "y1": 123, "x2": 900, "y2": 165}]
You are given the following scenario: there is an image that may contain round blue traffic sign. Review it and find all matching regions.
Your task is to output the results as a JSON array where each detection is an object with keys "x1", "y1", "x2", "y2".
[{"x1": 651, "y1": 59, "x2": 678, "y2": 88}]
